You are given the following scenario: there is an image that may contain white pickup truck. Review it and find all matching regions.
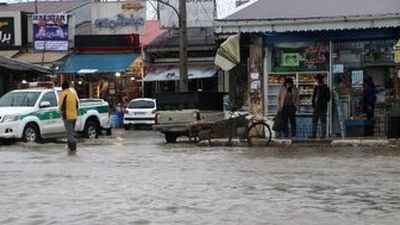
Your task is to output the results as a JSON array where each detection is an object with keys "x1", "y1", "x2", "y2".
[{"x1": 0, "y1": 88, "x2": 110, "y2": 142}]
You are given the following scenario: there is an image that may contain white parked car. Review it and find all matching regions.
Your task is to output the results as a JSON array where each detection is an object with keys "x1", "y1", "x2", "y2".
[{"x1": 123, "y1": 98, "x2": 156, "y2": 130}]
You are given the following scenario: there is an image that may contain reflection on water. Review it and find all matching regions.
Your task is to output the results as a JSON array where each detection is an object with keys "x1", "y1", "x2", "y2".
[{"x1": 0, "y1": 141, "x2": 400, "y2": 225}]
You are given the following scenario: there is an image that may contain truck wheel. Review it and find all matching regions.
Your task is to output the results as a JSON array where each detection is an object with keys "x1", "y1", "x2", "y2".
[
  {"x1": 124, "y1": 124, "x2": 130, "y2": 130},
  {"x1": 22, "y1": 123, "x2": 40, "y2": 143},
  {"x1": 165, "y1": 133, "x2": 178, "y2": 143},
  {"x1": 84, "y1": 120, "x2": 99, "y2": 139}
]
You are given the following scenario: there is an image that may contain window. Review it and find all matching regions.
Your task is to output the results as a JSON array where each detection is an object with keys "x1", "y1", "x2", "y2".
[
  {"x1": 41, "y1": 92, "x2": 57, "y2": 107},
  {"x1": 0, "y1": 92, "x2": 40, "y2": 107},
  {"x1": 128, "y1": 100, "x2": 155, "y2": 109}
]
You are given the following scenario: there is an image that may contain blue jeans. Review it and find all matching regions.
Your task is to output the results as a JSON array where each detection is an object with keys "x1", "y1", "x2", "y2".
[{"x1": 63, "y1": 119, "x2": 76, "y2": 149}]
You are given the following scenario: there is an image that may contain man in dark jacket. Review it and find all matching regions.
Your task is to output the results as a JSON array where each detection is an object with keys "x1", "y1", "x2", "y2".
[{"x1": 309, "y1": 74, "x2": 331, "y2": 138}]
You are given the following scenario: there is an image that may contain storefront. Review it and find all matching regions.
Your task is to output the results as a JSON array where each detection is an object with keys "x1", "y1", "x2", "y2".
[
  {"x1": 264, "y1": 41, "x2": 330, "y2": 138},
  {"x1": 215, "y1": 0, "x2": 400, "y2": 138},
  {"x1": 56, "y1": 53, "x2": 139, "y2": 108},
  {"x1": 263, "y1": 29, "x2": 399, "y2": 138}
]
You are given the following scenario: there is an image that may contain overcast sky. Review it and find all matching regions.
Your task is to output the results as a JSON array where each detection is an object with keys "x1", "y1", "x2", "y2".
[{"x1": 0, "y1": 0, "x2": 238, "y2": 19}]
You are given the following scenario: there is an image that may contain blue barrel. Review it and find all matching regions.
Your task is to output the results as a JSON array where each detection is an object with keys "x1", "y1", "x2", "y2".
[{"x1": 110, "y1": 113, "x2": 120, "y2": 128}]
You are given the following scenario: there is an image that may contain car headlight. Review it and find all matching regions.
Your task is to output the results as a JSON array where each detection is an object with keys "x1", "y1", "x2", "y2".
[{"x1": 2, "y1": 114, "x2": 19, "y2": 123}]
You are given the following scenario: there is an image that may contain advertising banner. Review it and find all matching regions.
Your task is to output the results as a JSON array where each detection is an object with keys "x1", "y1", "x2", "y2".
[
  {"x1": 92, "y1": 1, "x2": 146, "y2": 35},
  {"x1": 0, "y1": 17, "x2": 15, "y2": 48},
  {"x1": 33, "y1": 14, "x2": 68, "y2": 51}
]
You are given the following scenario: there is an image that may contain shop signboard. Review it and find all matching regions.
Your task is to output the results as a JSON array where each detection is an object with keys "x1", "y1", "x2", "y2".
[
  {"x1": 0, "y1": 17, "x2": 15, "y2": 48},
  {"x1": 33, "y1": 14, "x2": 68, "y2": 51},
  {"x1": 272, "y1": 42, "x2": 329, "y2": 72},
  {"x1": 281, "y1": 53, "x2": 300, "y2": 67},
  {"x1": 92, "y1": 1, "x2": 146, "y2": 35},
  {"x1": 159, "y1": 0, "x2": 215, "y2": 28}
]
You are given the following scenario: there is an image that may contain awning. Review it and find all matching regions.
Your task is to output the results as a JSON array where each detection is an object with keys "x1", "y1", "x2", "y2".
[
  {"x1": 56, "y1": 53, "x2": 138, "y2": 74},
  {"x1": 13, "y1": 52, "x2": 68, "y2": 64},
  {"x1": 0, "y1": 50, "x2": 19, "y2": 58},
  {"x1": 214, "y1": 33, "x2": 240, "y2": 71},
  {"x1": 0, "y1": 56, "x2": 52, "y2": 74},
  {"x1": 144, "y1": 65, "x2": 217, "y2": 82}
]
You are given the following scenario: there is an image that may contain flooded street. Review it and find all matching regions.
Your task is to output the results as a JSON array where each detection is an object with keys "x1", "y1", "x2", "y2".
[{"x1": 1, "y1": 130, "x2": 400, "y2": 225}]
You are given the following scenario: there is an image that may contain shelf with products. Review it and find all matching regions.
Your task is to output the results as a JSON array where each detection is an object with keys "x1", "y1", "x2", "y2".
[{"x1": 267, "y1": 73, "x2": 296, "y2": 85}]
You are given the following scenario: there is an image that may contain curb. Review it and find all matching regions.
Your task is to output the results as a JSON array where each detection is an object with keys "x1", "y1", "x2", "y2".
[{"x1": 197, "y1": 138, "x2": 398, "y2": 148}]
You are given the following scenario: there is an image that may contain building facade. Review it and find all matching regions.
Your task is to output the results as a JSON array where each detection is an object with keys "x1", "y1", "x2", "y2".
[{"x1": 215, "y1": 0, "x2": 400, "y2": 138}]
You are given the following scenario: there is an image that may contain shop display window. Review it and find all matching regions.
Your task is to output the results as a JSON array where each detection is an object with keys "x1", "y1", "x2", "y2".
[{"x1": 332, "y1": 39, "x2": 396, "y2": 137}]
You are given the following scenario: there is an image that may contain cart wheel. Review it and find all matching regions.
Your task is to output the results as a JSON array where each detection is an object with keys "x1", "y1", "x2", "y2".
[
  {"x1": 247, "y1": 122, "x2": 272, "y2": 146},
  {"x1": 165, "y1": 132, "x2": 178, "y2": 143}
]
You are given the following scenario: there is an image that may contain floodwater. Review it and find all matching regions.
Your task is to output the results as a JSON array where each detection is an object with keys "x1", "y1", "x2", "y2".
[{"x1": 0, "y1": 131, "x2": 399, "y2": 225}]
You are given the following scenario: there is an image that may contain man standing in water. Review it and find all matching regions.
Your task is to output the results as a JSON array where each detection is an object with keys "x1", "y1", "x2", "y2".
[
  {"x1": 309, "y1": 74, "x2": 330, "y2": 138},
  {"x1": 59, "y1": 81, "x2": 79, "y2": 151}
]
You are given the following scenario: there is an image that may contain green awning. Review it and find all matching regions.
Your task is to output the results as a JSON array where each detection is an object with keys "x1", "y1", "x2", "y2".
[{"x1": 57, "y1": 53, "x2": 138, "y2": 74}]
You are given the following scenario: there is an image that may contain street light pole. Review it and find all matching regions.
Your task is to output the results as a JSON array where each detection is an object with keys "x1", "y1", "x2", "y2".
[{"x1": 178, "y1": 0, "x2": 188, "y2": 92}]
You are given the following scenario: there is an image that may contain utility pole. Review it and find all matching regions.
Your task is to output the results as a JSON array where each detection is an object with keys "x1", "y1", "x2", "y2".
[
  {"x1": 155, "y1": 0, "x2": 189, "y2": 92},
  {"x1": 178, "y1": 0, "x2": 188, "y2": 92}
]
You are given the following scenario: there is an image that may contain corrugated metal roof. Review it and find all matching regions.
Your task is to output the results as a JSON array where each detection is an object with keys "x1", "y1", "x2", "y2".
[
  {"x1": 223, "y1": 0, "x2": 400, "y2": 20},
  {"x1": 0, "y1": 50, "x2": 19, "y2": 58},
  {"x1": 0, "y1": 56, "x2": 52, "y2": 73},
  {"x1": 13, "y1": 52, "x2": 68, "y2": 64},
  {"x1": 0, "y1": 0, "x2": 89, "y2": 13},
  {"x1": 148, "y1": 27, "x2": 215, "y2": 48}
]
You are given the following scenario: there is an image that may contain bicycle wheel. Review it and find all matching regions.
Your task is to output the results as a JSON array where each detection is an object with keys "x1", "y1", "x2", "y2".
[{"x1": 247, "y1": 122, "x2": 272, "y2": 146}]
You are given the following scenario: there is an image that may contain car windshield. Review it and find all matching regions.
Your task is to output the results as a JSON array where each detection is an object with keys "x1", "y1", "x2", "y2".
[
  {"x1": 0, "y1": 91, "x2": 40, "y2": 107},
  {"x1": 128, "y1": 100, "x2": 155, "y2": 109}
]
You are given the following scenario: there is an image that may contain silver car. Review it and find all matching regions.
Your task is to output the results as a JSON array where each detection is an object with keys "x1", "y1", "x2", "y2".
[{"x1": 123, "y1": 98, "x2": 156, "y2": 130}]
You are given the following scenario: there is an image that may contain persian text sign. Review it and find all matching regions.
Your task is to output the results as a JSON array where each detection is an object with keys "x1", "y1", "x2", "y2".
[
  {"x1": 92, "y1": 2, "x2": 146, "y2": 35},
  {"x1": 33, "y1": 14, "x2": 68, "y2": 51},
  {"x1": 0, "y1": 17, "x2": 15, "y2": 48},
  {"x1": 159, "y1": 0, "x2": 215, "y2": 28}
]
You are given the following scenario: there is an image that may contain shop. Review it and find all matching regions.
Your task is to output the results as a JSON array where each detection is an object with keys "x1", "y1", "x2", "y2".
[
  {"x1": 263, "y1": 29, "x2": 399, "y2": 138},
  {"x1": 143, "y1": 64, "x2": 218, "y2": 95},
  {"x1": 0, "y1": 56, "x2": 52, "y2": 95},
  {"x1": 215, "y1": 0, "x2": 400, "y2": 138},
  {"x1": 264, "y1": 41, "x2": 330, "y2": 138},
  {"x1": 56, "y1": 53, "x2": 139, "y2": 108}
]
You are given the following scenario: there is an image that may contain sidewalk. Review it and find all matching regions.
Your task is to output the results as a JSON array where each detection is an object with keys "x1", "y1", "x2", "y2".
[{"x1": 197, "y1": 137, "x2": 400, "y2": 148}]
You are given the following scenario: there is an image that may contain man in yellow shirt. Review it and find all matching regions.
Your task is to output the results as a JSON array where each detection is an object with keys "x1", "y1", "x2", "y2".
[{"x1": 58, "y1": 81, "x2": 79, "y2": 151}]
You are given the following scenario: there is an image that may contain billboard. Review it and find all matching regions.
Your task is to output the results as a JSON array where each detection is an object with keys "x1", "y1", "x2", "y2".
[
  {"x1": 91, "y1": 1, "x2": 146, "y2": 35},
  {"x1": 33, "y1": 14, "x2": 68, "y2": 51},
  {"x1": 159, "y1": 0, "x2": 215, "y2": 28},
  {"x1": 0, "y1": 17, "x2": 15, "y2": 48}
]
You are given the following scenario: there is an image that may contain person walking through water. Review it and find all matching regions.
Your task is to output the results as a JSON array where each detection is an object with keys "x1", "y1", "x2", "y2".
[
  {"x1": 309, "y1": 74, "x2": 331, "y2": 138},
  {"x1": 278, "y1": 77, "x2": 299, "y2": 138},
  {"x1": 59, "y1": 81, "x2": 79, "y2": 151}
]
